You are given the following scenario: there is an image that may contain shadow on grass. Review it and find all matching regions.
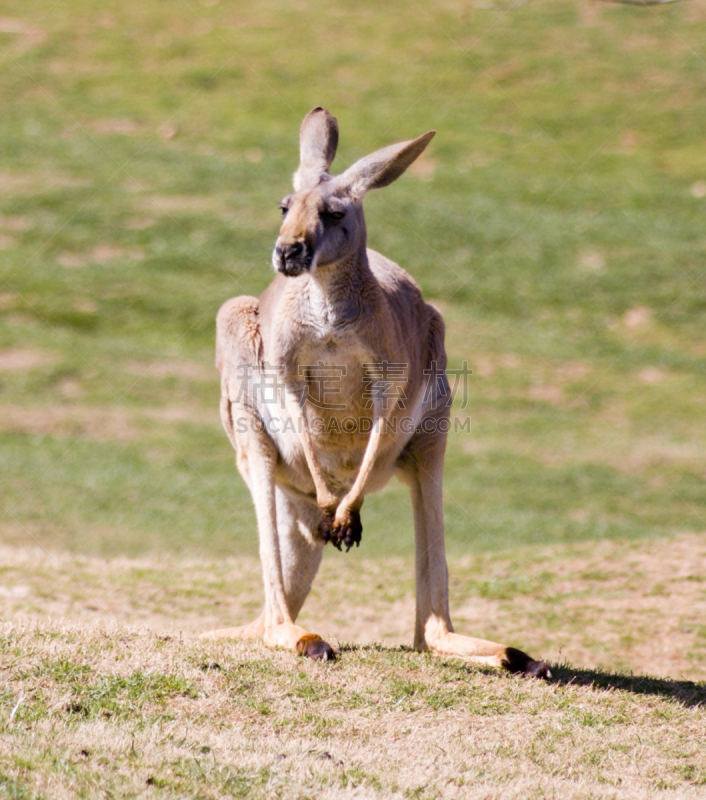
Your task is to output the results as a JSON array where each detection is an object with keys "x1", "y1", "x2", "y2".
[
  {"x1": 550, "y1": 663, "x2": 706, "y2": 709},
  {"x1": 338, "y1": 644, "x2": 705, "y2": 709}
]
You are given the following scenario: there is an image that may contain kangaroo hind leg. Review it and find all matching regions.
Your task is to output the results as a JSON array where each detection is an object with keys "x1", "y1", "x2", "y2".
[
  {"x1": 201, "y1": 490, "x2": 331, "y2": 660},
  {"x1": 403, "y1": 431, "x2": 550, "y2": 678}
]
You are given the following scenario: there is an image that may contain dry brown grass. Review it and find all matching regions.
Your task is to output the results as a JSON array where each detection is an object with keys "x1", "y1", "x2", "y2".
[
  {"x1": 1, "y1": 614, "x2": 705, "y2": 799},
  {"x1": 0, "y1": 402, "x2": 218, "y2": 440},
  {"x1": 0, "y1": 349, "x2": 56, "y2": 371},
  {"x1": 0, "y1": 406, "x2": 143, "y2": 441},
  {"x1": 1, "y1": 518, "x2": 705, "y2": 798},
  {"x1": 1, "y1": 535, "x2": 705, "y2": 682},
  {"x1": 123, "y1": 359, "x2": 216, "y2": 383},
  {"x1": 0, "y1": 170, "x2": 88, "y2": 194}
]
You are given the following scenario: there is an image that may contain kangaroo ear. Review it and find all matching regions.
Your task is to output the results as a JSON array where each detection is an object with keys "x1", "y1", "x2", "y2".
[
  {"x1": 293, "y1": 107, "x2": 339, "y2": 192},
  {"x1": 339, "y1": 130, "x2": 435, "y2": 198}
]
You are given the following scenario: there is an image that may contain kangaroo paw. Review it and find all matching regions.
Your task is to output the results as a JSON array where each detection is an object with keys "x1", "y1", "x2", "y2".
[{"x1": 318, "y1": 510, "x2": 362, "y2": 553}]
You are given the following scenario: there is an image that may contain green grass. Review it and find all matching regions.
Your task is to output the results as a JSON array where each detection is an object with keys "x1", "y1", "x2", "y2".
[
  {"x1": 1, "y1": 623, "x2": 705, "y2": 800},
  {"x1": 1, "y1": 0, "x2": 705, "y2": 562}
]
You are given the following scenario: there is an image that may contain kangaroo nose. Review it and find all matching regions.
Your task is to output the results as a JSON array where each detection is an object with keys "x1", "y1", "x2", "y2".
[
  {"x1": 274, "y1": 240, "x2": 308, "y2": 276},
  {"x1": 281, "y1": 242, "x2": 303, "y2": 261}
]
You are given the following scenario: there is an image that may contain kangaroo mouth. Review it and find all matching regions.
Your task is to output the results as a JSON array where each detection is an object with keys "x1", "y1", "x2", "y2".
[{"x1": 278, "y1": 259, "x2": 311, "y2": 277}]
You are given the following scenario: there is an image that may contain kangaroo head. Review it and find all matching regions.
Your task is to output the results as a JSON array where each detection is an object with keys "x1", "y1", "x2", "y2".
[{"x1": 273, "y1": 107, "x2": 435, "y2": 277}]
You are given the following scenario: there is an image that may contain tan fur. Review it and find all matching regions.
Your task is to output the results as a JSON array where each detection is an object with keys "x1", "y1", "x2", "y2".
[{"x1": 205, "y1": 108, "x2": 547, "y2": 676}]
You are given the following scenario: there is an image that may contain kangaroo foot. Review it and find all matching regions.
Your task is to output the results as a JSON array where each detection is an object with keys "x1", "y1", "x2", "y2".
[
  {"x1": 502, "y1": 647, "x2": 552, "y2": 679},
  {"x1": 296, "y1": 634, "x2": 337, "y2": 662},
  {"x1": 425, "y1": 628, "x2": 551, "y2": 680}
]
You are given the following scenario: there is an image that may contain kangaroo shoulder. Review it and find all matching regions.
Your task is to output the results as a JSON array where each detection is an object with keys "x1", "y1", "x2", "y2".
[{"x1": 215, "y1": 295, "x2": 261, "y2": 375}]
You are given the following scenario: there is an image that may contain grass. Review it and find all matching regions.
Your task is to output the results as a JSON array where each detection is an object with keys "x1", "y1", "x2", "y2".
[
  {"x1": 1, "y1": 0, "x2": 705, "y2": 559},
  {"x1": 1, "y1": 0, "x2": 706, "y2": 796},
  {"x1": 2, "y1": 533, "x2": 705, "y2": 680},
  {"x1": 1, "y1": 609, "x2": 705, "y2": 799}
]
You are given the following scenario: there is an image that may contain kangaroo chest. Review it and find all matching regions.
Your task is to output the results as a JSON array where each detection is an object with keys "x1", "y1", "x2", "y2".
[
  {"x1": 264, "y1": 277, "x2": 404, "y2": 491},
  {"x1": 267, "y1": 330, "x2": 378, "y2": 490},
  {"x1": 298, "y1": 332, "x2": 375, "y2": 443}
]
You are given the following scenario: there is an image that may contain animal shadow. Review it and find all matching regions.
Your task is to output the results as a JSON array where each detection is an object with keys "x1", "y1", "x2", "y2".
[
  {"x1": 550, "y1": 663, "x2": 706, "y2": 709},
  {"x1": 337, "y1": 645, "x2": 705, "y2": 708}
]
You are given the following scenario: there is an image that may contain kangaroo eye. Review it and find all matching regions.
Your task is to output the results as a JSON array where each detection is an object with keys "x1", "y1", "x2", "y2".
[
  {"x1": 321, "y1": 210, "x2": 344, "y2": 223},
  {"x1": 279, "y1": 204, "x2": 289, "y2": 217}
]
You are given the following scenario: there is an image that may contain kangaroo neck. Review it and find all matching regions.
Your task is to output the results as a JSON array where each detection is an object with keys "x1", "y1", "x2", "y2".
[{"x1": 303, "y1": 249, "x2": 374, "y2": 325}]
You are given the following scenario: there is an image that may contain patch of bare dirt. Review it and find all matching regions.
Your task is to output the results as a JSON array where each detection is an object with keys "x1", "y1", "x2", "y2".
[
  {"x1": 0, "y1": 171, "x2": 88, "y2": 194},
  {"x1": 0, "y1": 348, "x2": 57, "y2": 371},
  {"x1": 614, "y1": 440, "x2": 705, "y2": 474},
  {"x1": 577, "y1": 249, "x2": 605, "y2": 272},
  {"x1": 58, "y1": 245, "x2": 144, "y2": 268},
  {"x1": 142, "y1": 405, "x2": 219, "y2": 425},
  {"x1": 0, "y1": 17, "x2": 46, "y2": 52},
  {"x1": 529, "y1": 384, "x2": 565, "y2": 405},
  {"x1": 638, "y1": 366, "x2": 667, "y2": 385},
  {"x1": 0, "y1": 214, "x2": 32, "y2": 231},
  {"x1": 158, "y1": 123, "x2": 177, "y2": 141},
  {"x1": 137, "y1": 195, "x2": 227, "y2": 215},
  {"x1": 692, "y1": 181, "x2": 706, "y2": 199},
  {"x1": 58, "y1": 378, "x2": 84, "y2": 399},
  {"x1": 558, "y1": 361, "x2": 592, "y2": 381},
  {"x1": 92, "y1": 244, "x2": 127, "y2": 262},
  {"x1": 623, "y1": 306, "x2": 652, "y2": 329},
  {"x1": 57, "y1": 252, "x2": 87, "y2": 268},
  {"x1": 578, "y1": 1, "x2": 602, "y2": 26},
  {"x1": 471, "y1": 356, "x2": 495, "y2": 376},
  {"x1": 0, "y1": 405, "x2": 141, "y2": 441},
  {"x1": 90, "y1": 119, "x2": 146, "y2": 136},
  {"x1": 684, "y1": 1, "x2": 706, "y2": 22},
  {"x1": 0, "y1": 402, "x2": 218, "y2": 440},
  {"x1": 92, "y1": 244, "x2": 144, "y2": 263},
  {"x1": 408, "y1": 152, "x2": 436, "y2": 180},
  {"x1": 467, "y1": 354, "x2": 592, "y2": 386},
  {"x1": 74, "y1": 298, "x2": 97, "y2": 313},
  {"x1": 124, "y1": 359, "x2": 215, "y2": 382}
]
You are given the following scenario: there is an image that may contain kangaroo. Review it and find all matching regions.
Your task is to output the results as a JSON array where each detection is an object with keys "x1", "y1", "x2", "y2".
[{"x1": 205, "y1": 107, "x2": 549, "y2": 678}]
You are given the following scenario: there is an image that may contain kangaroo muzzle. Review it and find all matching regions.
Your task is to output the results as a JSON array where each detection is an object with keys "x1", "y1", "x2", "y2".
[{"x1": 274, "y1": 241, "x2": 311, "y2": 276}]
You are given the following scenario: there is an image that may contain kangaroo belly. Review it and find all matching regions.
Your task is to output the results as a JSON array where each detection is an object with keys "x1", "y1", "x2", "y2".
[
  {"x1": 268, "y1": 404, "x2": 372, "y2": 496},
  {"x1": 261, "y1": 336, "x2": 418, "y2": 499}
]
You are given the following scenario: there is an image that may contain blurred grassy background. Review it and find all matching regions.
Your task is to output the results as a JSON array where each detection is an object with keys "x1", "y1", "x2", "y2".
[{"x1": 0, "y1": 0, "x2": 704, "y2": 560}]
